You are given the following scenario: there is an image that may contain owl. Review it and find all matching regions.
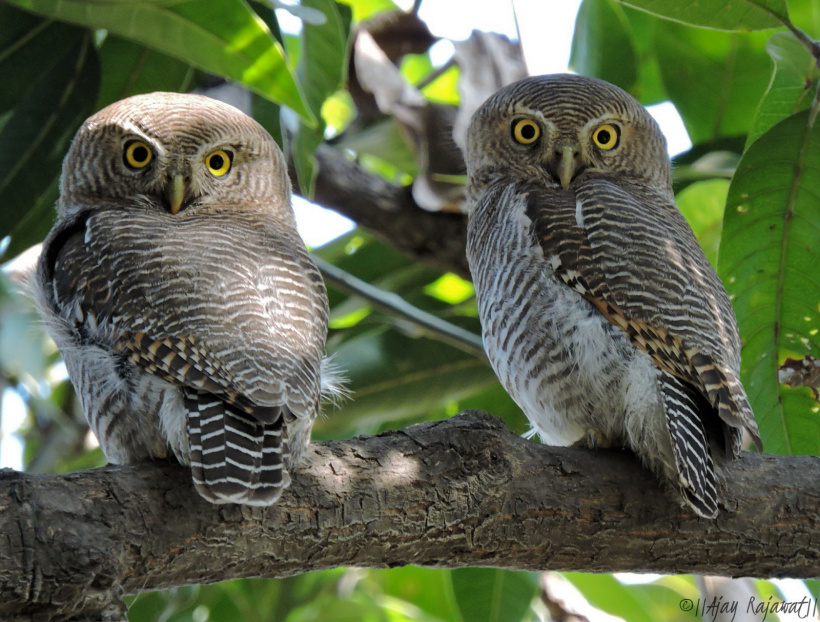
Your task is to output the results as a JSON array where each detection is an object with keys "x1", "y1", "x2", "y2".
[
  {"x1": 464, "y1": 74, "x2": 762, "y2": 518},
  {"x1": 35, "y1": 92, "x2": 338, "y2": 506}
]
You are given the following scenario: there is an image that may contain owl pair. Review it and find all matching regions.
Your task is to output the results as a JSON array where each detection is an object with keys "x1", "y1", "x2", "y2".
[{"x1": 37, "y1": 76, "x2": 760, "y2": 518}]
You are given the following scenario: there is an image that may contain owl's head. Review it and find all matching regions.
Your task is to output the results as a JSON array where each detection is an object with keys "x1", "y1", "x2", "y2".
[
  {"x1": 59, "y1": 92, "x2": 290, "y2": 218},
  {"x1": 466, "y1": 74, "x2": 671, "y2": 197}
]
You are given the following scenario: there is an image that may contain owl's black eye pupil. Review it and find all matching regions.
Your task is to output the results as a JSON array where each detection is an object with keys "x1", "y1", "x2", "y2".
[
  {"x1": 520, "y1": 125, "x2": 536, "y2": 140},
  {"x1": 209, "y1": 154, "x2": 224, "y2": 169},
  {"x1": 597, "y1": 130, "x2": 611, "y2": 144},
  {"x1": 132, "y1": 146, "x2": 149, "y2": 163}
]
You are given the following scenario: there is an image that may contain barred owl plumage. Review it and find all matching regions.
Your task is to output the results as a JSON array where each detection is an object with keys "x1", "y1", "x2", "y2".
[
  {"x1": 465, "y1": 74, "x2": 762, "y2": 518},
  {"x1": 36, "y1": 92, "x2": 336, "y2": 506}
]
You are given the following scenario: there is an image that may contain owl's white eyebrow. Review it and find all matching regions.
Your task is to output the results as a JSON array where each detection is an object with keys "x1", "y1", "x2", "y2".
[
  {"x1": 584, "y1": 114, "x2": 618, "y2": 129},
  {"x1": 510, "y1": 106, "x2": 550, "y2": 126},
  {"x1": 119, "y1": 121, "x2": 153, "y2": 142}
]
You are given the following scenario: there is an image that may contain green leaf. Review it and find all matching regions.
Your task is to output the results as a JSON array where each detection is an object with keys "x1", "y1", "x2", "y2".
[
  {"x1": 615, "y1": 6, "x2": 669, "y2": 105},
  {"x1": 0, "y1": 274, "x2": 49, "y2": 383},
  {"x1": 0, "y1": 35, "x2": 99, "y2": 257},
  {"x1": 96, "y1": 35, "x2": 196, "y2": 109},
  {"x1": 450, "y1": 568, "x2": 537, "y2": 622},
  {"x1": 7, "y1": 0, "x2": 314, "y2": 123},
  {"x1": 564, "y1": 574, "x2": 695, "y2": 622},
  {"x1": 272, "y1": 0, "x2": 328, "y2": 25},
  {"x1": 290, "y1": 0, "x2": 351, "y2": 195},
  {"x1": 421, "y1": 65, "x2": 460, "y2": 106},
  {"x1": 335, "y1": 118, "x2": 419, "y2": 175},
  {"x1": 615, "y1": 0, "x2": 789, "y2": 31},
  {"x1": 785, "y1": 0, "x2": 820, "y2": 37},
  {"x1": 670, "y1": 138, "x2": 746, "y2": 193},
  {"x1": 675, "y1": 178, "x2": 729, "y2": 266},
  {"x1": 0, "y1": 4, "x2": 86, "y2": 116},
  {"x1": 746, "y1": 31, "x2": 819, "y2": 148},
  {"x1": 806, "y1": 579, "x2": 820, "y2": 600},
  {"x1": 570, "y1": 0, "x2": 638, "y2": 91},
  {"x1": 719, "y1": 109, "x2": 820, "y2": 455},
  {"x1": 249, "y1": 0, "x2": 284, "y2": 147},
  {"x1": 340, "y1": 0, "x2": 399, "y2": 22},
  {"x1": 653, "y1": 22, "x2": 772, "y2": 144},
  {"x1": 373, "y1": 567, "x2": 462, "y2": 622}
]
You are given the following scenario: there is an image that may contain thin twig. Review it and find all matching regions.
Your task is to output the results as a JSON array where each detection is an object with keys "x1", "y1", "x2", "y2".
[
  {"x1": 416, "y1": 57, "x2": 457, "y2": 90},
  {"x1": 781, "y1": 19, "x2": 818, "y2": 53},
  {"x1": 313, "y1": 255, "x2": 487, "y2": 360}
]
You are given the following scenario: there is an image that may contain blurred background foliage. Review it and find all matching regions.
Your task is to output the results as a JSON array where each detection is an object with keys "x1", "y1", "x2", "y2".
[{"x1": 1, "y1": 0, "x2": 819, "y2": 619}]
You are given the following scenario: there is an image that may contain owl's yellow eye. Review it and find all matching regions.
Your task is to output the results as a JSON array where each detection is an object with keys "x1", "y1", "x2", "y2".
[
  {"x1": 592, "y1": 124, "x2": 620, "y2": 150},
  {"x1": 124, "y1": 141, "x2": 153, "y2": 169},
  {"x1": 512, "y1": 119, "x2": 541, "y2": 145},
  {"x1": 206, "y1": 150, "x2": 232, "y2": 177}
]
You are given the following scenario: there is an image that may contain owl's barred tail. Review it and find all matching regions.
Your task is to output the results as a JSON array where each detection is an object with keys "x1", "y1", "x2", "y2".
[
  {"x1": 660, "y1": 374, "x2": 719, "y2": 518},
  {"x1": 185, "y1": 391, "x2": 290, "y2": 506}
]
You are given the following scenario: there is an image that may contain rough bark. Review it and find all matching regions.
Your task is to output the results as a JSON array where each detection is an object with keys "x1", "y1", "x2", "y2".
[
  {"x1": 1, "y1": 411, "x2": 818, "y2": 622},
  {"x1": 307, "y1": 144, "x2": 470, "y2": 278}
]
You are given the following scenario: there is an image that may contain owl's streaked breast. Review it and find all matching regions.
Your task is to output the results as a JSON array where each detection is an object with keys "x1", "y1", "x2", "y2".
[{"x1": 466, "y1": 183, "x2": 651, "y2": 446}]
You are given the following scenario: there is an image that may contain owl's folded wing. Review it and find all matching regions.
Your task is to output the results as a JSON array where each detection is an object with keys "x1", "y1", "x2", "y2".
[
  {"x1": 524, "y1": 179, "x2": 761, "y2": 451},
  {"x1": 40, "y1": 207, "x2": 326, "y2": 423}
]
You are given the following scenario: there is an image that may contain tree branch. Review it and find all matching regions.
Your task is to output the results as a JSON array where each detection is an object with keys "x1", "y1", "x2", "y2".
[
  {"x1": 307, "y1": 144, "x2": 470, "y2": 278},
  {"x1": 1, "y1": 411, "x2": 818, "y2": 621}
]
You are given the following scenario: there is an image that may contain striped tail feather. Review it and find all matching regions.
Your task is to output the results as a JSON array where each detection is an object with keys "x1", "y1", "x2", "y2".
[
  {"x1": 185, "y1": 390, "x2": 291, "y2": 506},
  {"x1": 659, "y1": 373, "x2": 719, "y2": 518}
]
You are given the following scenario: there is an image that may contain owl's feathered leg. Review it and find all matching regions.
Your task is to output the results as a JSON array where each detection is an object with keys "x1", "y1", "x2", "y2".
[
  {"x1": 185, "y1": 390, "x2": 290, "y2": 506},
  {"x1": 658, "y1": 373, "x2": 719, "y2": 518}
]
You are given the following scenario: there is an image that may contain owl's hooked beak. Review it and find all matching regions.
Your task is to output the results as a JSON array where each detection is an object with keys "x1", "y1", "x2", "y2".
[
  {"x1": 165, "y1": 174, "x2": 186, "y2": 215},
  {"x1": 553, "y1": 145, "x2": 583, "y2": 189}
]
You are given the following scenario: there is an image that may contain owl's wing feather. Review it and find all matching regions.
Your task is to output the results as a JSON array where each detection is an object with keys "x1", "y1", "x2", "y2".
[
  {"x1": 525, "y1": 179, "x2": 761, "y2": 453},
  {"x1": 45, "y1": 207, "x2": 327, "y2": 421}
]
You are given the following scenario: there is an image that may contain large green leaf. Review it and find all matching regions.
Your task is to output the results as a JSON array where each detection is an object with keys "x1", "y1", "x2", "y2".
[
  {"x1": 653, "y1": 22, "x2": 772, "y2": 144},
  {"x1": 0, "y1": 35, "x2": 99, "y2": 258},
  {"x1": 96, "y1": 35, "x2": 197, "y2": 109},
  {"x1": 0, "y1": 4, "x2": 86, "y2": 117},
  {"x1": 342, "y1": 0, "x2": 399, "y2": 21},
  {"x1": 786, "y1": 0, "x2": 820, "y2": 37},
  {"x1": 565, "y1": 574, "x2": 697, "y2": 622},
  {"x1": 746, "y1": 31, "x2": 819, "y2": 148},
  {"x1": 615, "y1": 0, "x2": 788, "y2": 31},
  {"x1": 615, "y1": 4, "x2": 669, "y2": 105},
  {"x1": 570, "y1": 0, "x2": 638, "y2": 91},
  {"x1": 290, "y1": 0, "x2": 350, "y2": 195},
  {"x1": 249, "y1": 0, "x2": 284, "y2": 148},
  {"x1": 719, "y1": 109, "x2": 820, "y2": 455},
  {"x1": 7, "y1": 0, "x2": 313, "y2": 123},
  {"x1": 375, "y1": 566, "x2": 462, "y2": 622},
  {"x1": 334, "y1": 118, "x2": 419, "y2": 175},
  {"x1": 675, "y1": 178, "x2": 729, "y2": 266},
  {"x1": 449, "y1": 568, "x2": 537, "y2": 622}
]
